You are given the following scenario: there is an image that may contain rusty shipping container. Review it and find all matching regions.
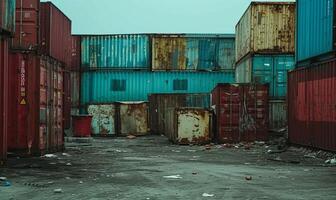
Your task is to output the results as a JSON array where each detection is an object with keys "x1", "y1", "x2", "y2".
[
  {"x1": 288, "y1": 59, "x2": 336, "y2": 151},
  {"x1": 11, "y1": 0, "x2": 39, "y2": 50},
  {"x1": 87, "y1": 104, "x2": 116, "y2": 136},
  {"x1": 63, "y1": 71, "x2": 71, "y2": 129},
  {"x1": 116, "y1": 102, "x2": 149, "y2": 136},
  {"x1": 165, "y1": 108, "x2": 212, "y2": 145},
  {"x1": 235, "y1": 2, "x2": 295, "y2": 62},
  {"x1": 152, "y1": 34, "x2": 235, "y2": 71},
  {"x1": 7, "y1": 52, "x2": 64, "y2": 155},
  {"x1": 212, "y1": 84, "x2": 269, "y2": 143},
  {"x1": 0, "y1": 0, "x2": 15, "y2": 34},
  {"x1": 40, "y1": 2, "x2": 71, "y2": 67},
  {"x1": 71, "y1": 35, "x2": 81, "y2": 71},
  {"x1": 0, "y1": 38, "x2": 9, "y2": 164},
  {"x1": 71, "y1": 71, "x2": 80, "y2": 108},
  {"x1": 149, "y1": 93, "x2": 210, "y2": 134}
]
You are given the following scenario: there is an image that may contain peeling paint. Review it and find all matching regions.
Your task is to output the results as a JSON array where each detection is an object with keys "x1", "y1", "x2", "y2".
[{"x1": 87, "y1": 104, "x2": 116, "y2": 136}]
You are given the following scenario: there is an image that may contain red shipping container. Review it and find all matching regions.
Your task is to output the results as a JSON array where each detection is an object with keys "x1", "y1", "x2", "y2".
[
  {"x1": 0, "y1": 38, "x2": 9, "y2": 164},
  {"x1": 71, "y1": 35, "x2": 81, "y2": 71},
  {"x1": 288, "y1": 59, "x2": 336, "y2": 151},
  {"x1": 72, "y1": 115, "x2": 92, "y2": 137},
  {"x1": 7, "y1": 52, "x2": 65, "y2": 155},
  {"x1": 40, "y1": 2, "x2": 72, "y2": 68},
  {"x1": 11, "y1": 0, "x2": 39, "y2": 50},
  {"x1": 212, "y1": 84, "x2": 269, "y2": 143}
]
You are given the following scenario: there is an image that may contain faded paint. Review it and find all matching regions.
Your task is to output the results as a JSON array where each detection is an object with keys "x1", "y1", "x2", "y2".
[
  {"x1": 149, "y1": 93, "x2": 210, "y2": 134},
  {"x1": 81, "y1": 71, "x2": 235, "y2": 105},
  {"x1": 81, "y1": 34, "x2": 150, "y2": 69},
  {"x1": 212, "y1": 84, "x2": 269, "y2": 143},
  {"x1": 0, "y1": 0, "x2": 15, "y2": 34},
  {"x1": 165, "y1": 108, "x2": 211, "y2": 145},
  {"x1": 236, "y1": 2, "x2": 295, "y2": 62},
  {"x1": 235, "y1": 54, "x2": 295, "y2": 99},
  {"x1": 152, "y1": 34, "x2": 235, "y2": 71},
  {"x1": 87, "y1": 104, "x2": 116, "y2": 136},
  {"x1": 288, "y1": 59, "x2": 336, "y2": 151},
  {"x1": 269, "y1": 100, "x2": 287, "y2": 130},
  {"x1": 70, "y1": 71, "x2": 80, "y2": 107},
  {"x1": 116, "y1": 102, "x2": 148, "y2": 136}
]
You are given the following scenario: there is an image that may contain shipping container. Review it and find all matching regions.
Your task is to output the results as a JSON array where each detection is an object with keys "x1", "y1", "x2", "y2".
[
  {"x1": 269, "y1": 99, "x2": 287, "y2": 130},
  {"x1": 235, "y1": 54, "x2": 294, "y2": 99},
  {"x1": 63, "y1": 71, "x2": 71, "y2": 129},
  {"x1": 296, "y1": 0, "x2": 336, "y2": 64},
  {"x1": 87, "y1": 104, "x2": 116, "y2": 136},
  {"x1": 211, "y1": 84, "x2": 269, "y2": 143},
  {"x1": 71, "y1": 71, "x2": 80, "y2": 108},
  {"x1": 165, "y1": 108, "x2": 212, "y2": 145},
  {"x1": 81, "y1": 34, "x2": 150, "y2": 69},
  {"x1": 0, "y1": 0, "x2": 15, "y2": 34},
  {"x1": 149, "y1": 93, "x2": 210, "y2": 134},
  {"x1": 40, "y1": 2, "x2": 71, "y2": 67},
  {"x1": 288, "y1": 59, "x2": 336, "y2": 151},
  {"x1": 81, "y1": 71, "x2": 235, "y2": 106},
  {"x1": 0, "y1": 38, "x2": 9, "y2": 164},
  {"x1": 7, "y1": 52, "x2": 64, "y2": 155},
  {"x1": 116, "y1": 102, "x2": 149, "y2": 136},
  {"x1": 71, "y1": 35, "x2": 81, "y2": 71},
  {"x1": 152, "y1": 34, "x2": 235, "y2": 71},
  {"x1": 11, "y1": 0, "x2": 39, "y2": 50},
  {"x1": 235, "y1": 2, "x2": 295, "y2": 62}
]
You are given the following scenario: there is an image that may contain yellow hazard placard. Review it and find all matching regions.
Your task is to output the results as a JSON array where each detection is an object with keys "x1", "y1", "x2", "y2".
[{"x1": 20, "y1": 99, "x2": 27, "y2": 105}]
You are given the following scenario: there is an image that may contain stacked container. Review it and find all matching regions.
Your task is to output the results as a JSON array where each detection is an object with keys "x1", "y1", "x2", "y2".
[
  {"x1": 6, "y1": 0, "x2": 72, "y2": 155},
  {"x1": 1, "y1": 0, "x2": 15, "y2": 164},
  {"x1": 235, "y1": 2, "x2": 296, "y2": 130},
  {"x1": 288, "y1": 0, "x2": 336, "y2": 151},
  {"x1": 80, "y1": 34, "x2": 236, "y2": 136}
]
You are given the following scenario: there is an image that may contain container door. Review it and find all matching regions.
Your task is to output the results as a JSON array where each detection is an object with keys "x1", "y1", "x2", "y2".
[
  {"x1": 56, "y1": 66, "x2": 64, "y2": 149},
  {"x1": 252, "y1": 56, "x2": 274, "y2": 97},
  {"x1": 185, "y1": 39, "x2": 198, "y2": 70},
  {"x1": 39, "y1": 59, "x2": 48, "y2": 151},
  {"x1": 273, "y1": 56, "x2": 295, "y2": 98},
  {"x1": 198, "y1": 39, "x2": 216, "y2": 70}
]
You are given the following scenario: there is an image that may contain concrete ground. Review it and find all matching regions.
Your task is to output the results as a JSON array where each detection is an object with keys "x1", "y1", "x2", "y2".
[{"x1": 0, "y1": 135, "x2": 335, "y2": 200}]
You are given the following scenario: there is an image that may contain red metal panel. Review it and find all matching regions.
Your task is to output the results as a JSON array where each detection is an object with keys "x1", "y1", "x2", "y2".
[
  {"x1": 71, "y1": 36, "x2": 81, "y2": 71},
  {"x1": 11, "y1": 0, "x2": 39, "y2": 50},
  {"x1": 288, "y1": 60, "x2": 336, "y2": 151},
  {"x1": 0, "y1": 38, "x2": 9, "y2": 164},
  {"x1": 63, "y1": 71, "x2": 71, "y2": 129},
  {"x1": 212, "y1": 84, "x2": 269, "y2": 143},
  {"x1": 40, "y1": 2, "x2": 71, "y2": 68},
  {"x1": 72, "y1": 115, "x2": 92, "y2": 137}
]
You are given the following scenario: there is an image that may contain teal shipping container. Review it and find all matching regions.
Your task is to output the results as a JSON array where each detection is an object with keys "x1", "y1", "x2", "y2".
[
  {"x1": 235, "y1": 54, "x2": 294, "y2": 99},
  {"x1": 152, "y1": 34, "x2": 235, "y2": 71},
  {"x1": 81, "y1": 71, "x2": 235, "y2": 106},
  {"x1": 81, "y1": 34, "x2": 150, "y2": 69},
  {"x1": 296, "y1": 0, "x2": 335, "y2": 64},
  {"x1": 0, "y1": 0, "x2": 15, "y2": 34}
]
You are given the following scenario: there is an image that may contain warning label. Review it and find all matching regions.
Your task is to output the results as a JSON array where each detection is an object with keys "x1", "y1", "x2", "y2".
[{"x1": 20, "y1": 99, "x2": 27, "y2": 105}]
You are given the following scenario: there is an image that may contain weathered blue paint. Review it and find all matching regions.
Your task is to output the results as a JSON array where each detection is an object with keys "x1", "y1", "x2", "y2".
[
  {"x1": 0, "y1": 0, "x2": 15, "y2": 34},
  {"x1": 296, "y1": 0, "x2": 334, "y2": 62},
  {"x1": 81, "y1": 71, "x2": 235, "y2": 105},
  {"x1": 81, "y1": 34, "x2": 150, "y2": 69},
  {"x1": 236, "y1": 54, "x2": 295, "y2": 99}
]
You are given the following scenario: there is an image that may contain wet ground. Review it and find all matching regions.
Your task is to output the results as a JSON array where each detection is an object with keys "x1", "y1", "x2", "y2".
[{"x1": 0, "y1": 135, "x2": 336, "y2": 200}]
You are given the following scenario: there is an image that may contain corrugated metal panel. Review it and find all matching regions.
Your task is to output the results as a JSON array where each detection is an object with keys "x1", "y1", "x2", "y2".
[
  {"x1": 152, "y1": 35, "x2": 235, "y2": 71},
  {"x1": 116, "y1": 102, "x2": 149, "y2": 136},
  {"x1": 236, "y1": 2, "x2": 295, "y2": 62},
  {"x1": 0, "y1": 38, "x2": 9, "y2": 164},
  {"x1": 87, "y1": 104, "x2": 116, "y2": 136},
  {"x1": 149, "y1": 93, "x2": 210, "y2": 134},
  {"x1": 269, "y1": 100, "x2": 287, "y2": 130},
  {"x1": 11, "y1": 0, "x2": 39, "y2": 50},
  {"x1": 7, "y1": 52, "x2": 64, "y2": 155},
  {"x1": 288, "y1": 59, "x2": 336, "y2": 151},
  {"x1": 70, "y1": 71, "x2": 80, "y2": 107},
  {"x1": 63, "y1": 71, "x2": 71, "y2": 129},
  {"x1": 40, "y1": 2, "x2": 72, "y2": 67},
  {"x1": 0, "y1": 0, "x2": 15, "y2": 34},
  {"x1": 211, "y1": 84, "x2": 269, "y2": 143},
  {"x1": 236, "y1": 54, "x2": 294, "y2": 99},
  {"x1": 81, "y1": 35, "x2": 150, "y2": 69},
  {"x1": 71, "y1": 35, "x2": 81, "y2": 71},
  {"x1": 165, "y1": 108, "x2": 211, "y2": 145},
  {"x1": 81, "y1": 71, "x2": 235, "y2": 105},
  {"x1": 296, "y1": 0, "x2": 335, "y2": 63}
]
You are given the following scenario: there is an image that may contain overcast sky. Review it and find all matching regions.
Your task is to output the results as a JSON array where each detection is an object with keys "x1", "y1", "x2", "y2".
[{"x1": 42, "y1": 0, "x2": 295, "y2": 34}]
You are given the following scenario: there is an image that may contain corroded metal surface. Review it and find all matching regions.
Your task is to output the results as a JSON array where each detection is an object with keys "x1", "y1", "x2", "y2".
[{"x1": 87, "y1": 104, "x2": 116, "y2": 136}]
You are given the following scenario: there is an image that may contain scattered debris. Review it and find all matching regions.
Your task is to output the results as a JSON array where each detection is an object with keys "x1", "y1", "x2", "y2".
[
  {"x1": 127, "y1": 135, "x2": 137, "y2": 139},
  {"x1": 204, "y1": 145, "x2": 212, "y2": 151},
  {"x1": 0, "y1": 177, "x2": 6, "y2": 181},
  {"x1": 192, "y1": 172, "x2": 198, "y2": 175},
  {"x1": 65, "y1": 177, "x2": 71, "y2": 180},
  {"x1": 54, "y1": 189, "x2": 63, "y2": 193},
  {"x1": 49, "y1": 162, "x2": 57, "y2": 165},
  {"x1": 325, "y1": 158, "x2": 336, "y2": 165},
  {"x1": 1, "y1": 181, "x2": 11, "y2": 187},
  {"x1": 244, "y1": 143, "x2": 252, "y2": 150},
  {"x1": 304, "y1": 153, "x2": 317, "y2": 159},
  {"x1": 222, "y1": 143, "x2": 233, "y2": 148},
  {"x1": 43, "y1": 154, "x2": 57, "y2": 158},
  {"x1": 245, "y1": 176, "x2": 252, "y2": 181},
  {"x1": 163, "y1": 175, "x2": 182, "y2": 179},
  {"x1": 79, "y1": 181, "x2": 83, "y2": 184},
  {"x1": 66, "y1": 163, "x2": 72, "y2": 166},
  {"x1": 172, "y1": 150, "x2": 181, "y2": 153},
  {"x1": 187, "y1": 150, "x2": 197, "y2": 152},
  {"x1": 202, "y1": 193, "x2": 215, "y2": 197},
  {"x1": 62, "y1": 153, "x2": 71, "y2": 157},
  {"x1": 255, "y1": 141, "x2": 266, "y2": 146}
]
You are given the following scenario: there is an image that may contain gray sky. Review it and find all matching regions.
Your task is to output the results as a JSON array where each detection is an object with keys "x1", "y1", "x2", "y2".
[{"x1": 43, "y1": 0, "x2": 295, "y2": 34}]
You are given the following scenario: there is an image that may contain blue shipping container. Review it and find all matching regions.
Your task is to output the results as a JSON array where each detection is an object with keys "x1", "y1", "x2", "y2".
[
  {"x1": 81, "y1": 71, "x2": 235, "y2": 105},
  {"x1": 0, "y1": 0, "x2": 15, "y2": 34},
  {"x1": 296, "y1": 0, "x2": 335, "y2": 63},
  {"x1": 81, "y1": 35, "x2": 150, "y2": 69},
  {"x1": 236, "y1": 54, "x2": 295, "y2": 99}
]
